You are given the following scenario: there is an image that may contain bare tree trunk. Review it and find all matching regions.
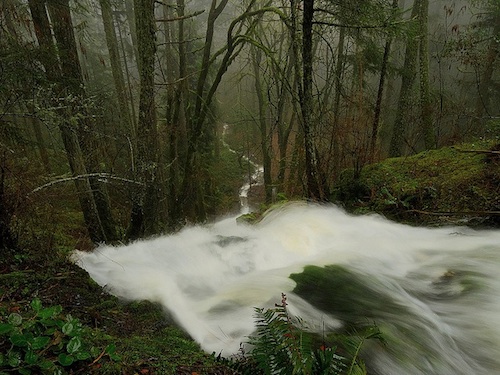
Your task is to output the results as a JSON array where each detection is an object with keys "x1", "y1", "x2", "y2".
[
  {"x1": 251, "y1": 46, "x2": 273, "y2": 203},
  {"x1": 370, "y1": 0, "x2": 398, "y2": 161},
  {"x1": 180, "y1": 0, "x2": 229, "y2": 221}
]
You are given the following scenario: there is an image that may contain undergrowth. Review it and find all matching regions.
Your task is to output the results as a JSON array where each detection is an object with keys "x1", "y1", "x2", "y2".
[{"x1": 221, "y1": 294, "x2": 383, "y2": 375}]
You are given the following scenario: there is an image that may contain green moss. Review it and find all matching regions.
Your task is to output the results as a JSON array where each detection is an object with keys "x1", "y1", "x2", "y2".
[
  {"x1": 333, "y1": 140, "x2": 500, "y2": 226},
  {"x1": 290, "y1": 265, "x2": 406, "y2": 324}
]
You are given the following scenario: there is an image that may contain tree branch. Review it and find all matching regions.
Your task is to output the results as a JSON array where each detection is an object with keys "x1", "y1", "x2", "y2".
[
  {"x1": 155, "y1": 9, "x2": 204, "y2": 22},
  {"x1": 30, "y1": 173, "x2": 145, "y2": 195}
]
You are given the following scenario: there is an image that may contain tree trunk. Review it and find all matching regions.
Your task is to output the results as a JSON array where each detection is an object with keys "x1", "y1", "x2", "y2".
[
  {"x1": 474, "y1": 15, "x2": 500, "y2": 130},
  {"x1": 127, "y1": 0, "x2": 159, "y2": 239},
  {"x1": 370, "y1": 0, "x2": 398, "y2": 161},
  {"x1": 29, "y1": 0, "x2": 108, "y2": 243},
  {"x1": 47, "y1": 0, "x2": 118, "y2": 242},
  {"x1": 330, "y1": 23, "x2": 345, "y2": 178},
  {"x1": 301, "y1": 0, "x2": 325, "y2": 200},
  {"x1": 417, "y1": 0, "x2": 435, "y2": 149},
  {"x1": 251, "y1": 46, "x2": 273, "y2": 203},
  {"x1": 99, "y1": 0, "x2": 131, "y2": 133},
  {"x1": 389, "y1": 0, "x2": 420, "y2": 157}
]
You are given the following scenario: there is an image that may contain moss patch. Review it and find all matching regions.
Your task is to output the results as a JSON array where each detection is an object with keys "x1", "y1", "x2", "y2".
[
  {"x1": 333, "y1": 140, "x2": 500, "y2": 226},
  {"x1": 290, "y1": 265, "x2": 406, "y2": 324}
]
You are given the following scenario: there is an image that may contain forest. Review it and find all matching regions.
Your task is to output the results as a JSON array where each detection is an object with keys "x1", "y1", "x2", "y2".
[
  {"x1": 1, "y1": 0, "x2": 499, "y2": 373},
  {"x1": 1, "y1": 0, "x2": 499, "y2": 245}
]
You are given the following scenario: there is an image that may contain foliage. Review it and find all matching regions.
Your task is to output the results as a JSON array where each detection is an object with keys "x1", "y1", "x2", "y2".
[
  {"x1": 0, "y1": 298, "x2": 119, "y2": 374},
  {"x1": 223, "y1": 294, "x2": 380, "y2": 375}
]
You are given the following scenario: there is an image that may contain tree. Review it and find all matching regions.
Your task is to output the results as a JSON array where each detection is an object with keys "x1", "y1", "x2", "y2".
[
  {"x1": 127, "y1": 0, "x2": 160, "y2": 239},
  {"x1": 417, "y1": 0, "x2": 435, "y2": 149},
  {"x1": 99, "y1": 0, "x2": 132, "y2": 136},
  {"x1": 389, "y1": 2, "x2": 420, "y2": 157},
  {"x1": 300, "y1": 0, "x2": 326, "y2": 200},
  {"x1": 29, "y1": 0, "x2": 116, "y2": 243}
]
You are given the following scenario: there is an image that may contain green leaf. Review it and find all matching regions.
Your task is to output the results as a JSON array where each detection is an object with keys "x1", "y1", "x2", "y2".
[
  {"x1": 38, "y1": 358, "x2": 54, "y2": 370},
  {"x1": 8, "y1": 313, "x2": 22, "y2": 326},
  {"x1": 66, "y1": 336, "x2": 82, "y2": 354},
  {"x1": 106, "y1": 344, "x2": 121, "y2": 361},
  {"x1": 105, "y1": 343, "x2": 116, "y2": 354},
  {"x1": 76, "y1": 351, "x2": 91, "y2": 361},
  {"x1": 18, "y1": 369, "x2": 31, "y2": 375},
  {"x1": 0, "y1": 323, "x2": 14, "y2": 335},
  {"x1": 24, "y1": 349, "x2": 39, "y2": 365},
  {"x1": 58, "y1": 353, "x2": 74, "y2": 366},
  {"x1": 10, "y1": 333, "x2": 29, "y2": 347},
  {"x1": 61, "y1": 322, "x2": 74, "y2": 336},
  {"x1": 7, "y1": 351, "x2": 21, "y2": 367},
  {"x1": 31, "y1": 336, "x2": 51, "y2": 350},
  {"x1": 39, "y1": 305, "x2": 62, "y2": 319},
  {"x1": 31, "y1": 299, "x2": 42, "y2": 312}
]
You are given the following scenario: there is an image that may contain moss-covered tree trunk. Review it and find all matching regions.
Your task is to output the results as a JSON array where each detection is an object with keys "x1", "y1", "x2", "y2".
[
  {"x1": 417, "y1": 0, "x2": 435, "y2": 149},
  {"x1": 99, "y1": 0, "x2": 132, "y2": 135},
  {"x1": 29, "y1": 0, "x2": 112, "y2": 243},
  {"x1": 47, "y1": 0, "x2": 118, "y2": 243},
  {"x1": 474, "y1": 14, "x2": 500, "y2": 130},
  {"x1": 389, "y1": 1, "x2": 420, "y2": 157},
  {"x1": 127, "y1": 0, "x2": 160, "y2": 239}
]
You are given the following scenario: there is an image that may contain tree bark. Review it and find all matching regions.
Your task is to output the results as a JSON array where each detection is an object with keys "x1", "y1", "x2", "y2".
[
  {"x1": 370, "y1": 0, "x2": 398, "y2": 161},
  {"x1": 474, "y1": 14, "x2": 500, "y2": 129},
  {"x1": 29, "y1": 0, "x2": 110, "y2": 243},
  {"x1": 99, "y1": 0, "x2": 131, "y2": 133},
  {"x1": 47, "y1": 0, "x2": 118, "y2": 242},
  {"x1": 417, "y1": 0, "x2": 435, "y2": 149},
  {"x1": 251, "y1": 46, "x2": 273, "y2": 203},
  {"x1": 389, "y1": 0, "x2": 420, "y2": 157},
  {"x1": 127, "y1": 0, "x2": 159, "y2": 239},
  {"x1": 301, "y1": 0, "x2": 325, "y2": 200}
]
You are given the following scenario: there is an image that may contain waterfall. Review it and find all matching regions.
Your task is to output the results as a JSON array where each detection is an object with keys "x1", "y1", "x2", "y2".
[{"x1": 72, "y1": 203, "x2": 500, "y2": 374}]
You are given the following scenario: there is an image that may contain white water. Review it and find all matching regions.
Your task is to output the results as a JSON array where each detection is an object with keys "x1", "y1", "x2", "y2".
[{"x1": 72, "y1": 203, "x2": 500, "y2": 374}]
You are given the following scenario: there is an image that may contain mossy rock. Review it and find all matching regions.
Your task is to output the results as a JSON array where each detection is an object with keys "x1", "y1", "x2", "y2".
[
  {"x1": 290, "y1": 265, "x2": 406, "y2": 324},
  {"x1": 332, "y1": 140, "x2": 500, "y2": 226}
]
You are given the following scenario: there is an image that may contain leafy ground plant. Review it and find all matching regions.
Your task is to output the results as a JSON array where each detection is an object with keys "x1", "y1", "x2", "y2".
[
  {"x1": 224, "y1": 294, "x2": 381, "y2": 375},
  {"x1": 0, "y1": 298, "x2": 119, "y2": 374}
]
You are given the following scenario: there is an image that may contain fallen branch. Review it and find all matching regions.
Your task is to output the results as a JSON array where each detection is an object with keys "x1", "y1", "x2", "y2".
[
  {"x1": 408, "y1": 209, "x2": 500, "y2": 216},
  {"x1": 453, "y1": 147, "x2": 500, "y2": 155},
  {"x1": 29, "y1": 173, "x2": 144, "y2": 195}
]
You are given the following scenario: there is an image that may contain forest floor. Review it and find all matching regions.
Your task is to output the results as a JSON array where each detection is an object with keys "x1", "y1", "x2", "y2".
[
  {"x1": 1, "y1": 248, "x2": 237, "y2": 374},
  {"x1": 1, "y1": 140, "x2": 499, "y2": 374}
]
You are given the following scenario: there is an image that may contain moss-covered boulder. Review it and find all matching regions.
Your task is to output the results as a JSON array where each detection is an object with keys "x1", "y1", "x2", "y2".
[
  {"x1": 290, "y1": 265, "x2": 406, "y2": 324},
  {"x1": 333, "y1": 140, "x2": 500, "y2": 226}
]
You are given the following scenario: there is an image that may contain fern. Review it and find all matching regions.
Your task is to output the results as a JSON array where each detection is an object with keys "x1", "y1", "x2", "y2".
[{"x1": 224, "y1": 294, "x2": 382, "y2": 375}]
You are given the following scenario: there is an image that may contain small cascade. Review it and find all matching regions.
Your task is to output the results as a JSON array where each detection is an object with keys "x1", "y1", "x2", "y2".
[{"x1": 221, "y1": 123, "x2": 263, "y2": 213}]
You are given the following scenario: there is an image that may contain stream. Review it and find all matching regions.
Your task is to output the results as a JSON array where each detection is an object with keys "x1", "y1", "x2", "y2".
[{"x1": 72, "y1": 202, "x2": 500, "y2": 374}]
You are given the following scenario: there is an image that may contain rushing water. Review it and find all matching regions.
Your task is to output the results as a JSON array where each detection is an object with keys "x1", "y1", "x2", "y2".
[{"x1": 72, "y1": 203, "x2": 500, "y2": 374}]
